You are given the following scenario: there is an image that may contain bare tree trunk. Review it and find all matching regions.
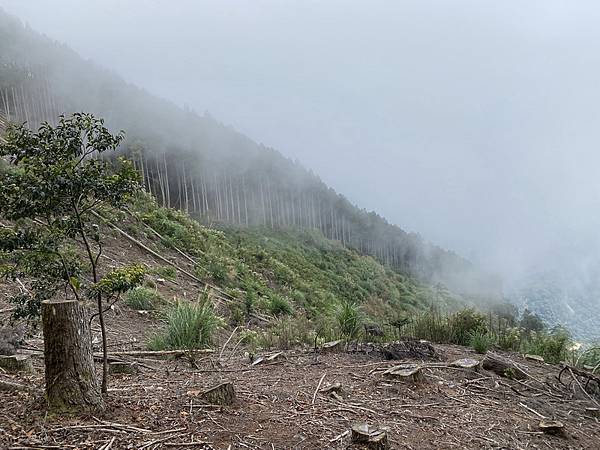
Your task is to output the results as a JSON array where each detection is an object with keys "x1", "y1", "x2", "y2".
[{"x1": 42, "y1": 299, "x2": 104, "y2": 412}]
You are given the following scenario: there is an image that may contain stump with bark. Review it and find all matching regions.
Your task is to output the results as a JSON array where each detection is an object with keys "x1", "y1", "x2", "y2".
[
  {"x1": 383, "y1": 365, "x2": 424, "y2": 383},
  {"x1": 450, "y1": 358, "x2": 481, "y2": 371},
  {"x1": 351, "y1": 423, "x2": 389, "y2": 449},
  {"x1": 201, "y1": 381, "x2": 236, "y2": 405},
  {"x1": 42, "y1": 299, "x2": 104, "y2": 412},
  {"x1": 482, "y1": 354, "x2": 527, "y2": 380},
  {"x1": 0, "y1": 354, "x2": 33, "y2": 373}
]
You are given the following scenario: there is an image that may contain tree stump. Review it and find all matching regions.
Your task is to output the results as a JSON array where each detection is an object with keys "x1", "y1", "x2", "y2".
[
  {"x1": 539, "y1": 420, "x2": 564, "y2": 435},
  {"x1": 482, "y1": 354, "x2": 527, "y2": 380},
  {"x1": 200, "y1": 381, "x2": 236, "y2": 405},
  {"x1": 108, "y1": 361, "x2": 140, "y2": 375},
  {"x1": 383, "y1": 365, "x2": 424, "y2": 383},
  {"x1": 351, "y1": 423, "x2": 389, "y2": 449},
  {"x1": 321, "y1": 340, "x2": 343, "y2": 353},
  {"x1": 42, "y1": 299, "x2": 104, "y2": 412},
  {"x1": 450, "y1": 358, "x2": 481, "y2": 371},
  {"x1": 0, "y1": 354, "x2": 33, "y2": 373},
  {"x1": 585, "y1": 407, "x2": 599, "y2": 418}
]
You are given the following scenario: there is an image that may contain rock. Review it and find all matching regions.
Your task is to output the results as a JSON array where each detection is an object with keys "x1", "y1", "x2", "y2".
[{"x1": 0, "y1": 354, "x2": 33, "y2": 373}]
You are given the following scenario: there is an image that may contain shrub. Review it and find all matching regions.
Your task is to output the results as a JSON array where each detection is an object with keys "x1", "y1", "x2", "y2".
[
  {"x1": 497, "y1": 327, "x2": 522, "y2": 351},
  {"x1": 148, "y1": 297, "x2": 221, "y2": 350},
  {"x1": 522, "y1": 326, "x2": 571, "y2": 364},
  {"x1": 448, "y1": 308, "x2": 487, "y2": 345},
  {"x1": 336, "y1": 300, "x2": 362, "y2": 340},
  {"x1": 469, "y1": 330, "x2": 494, "y2": 354},
  {"x1": 125, "y1": 287, "x2": 163, "y2": 310},
  {"x1": 267, "y1": 294, "x2": 293, "y2": 316}
]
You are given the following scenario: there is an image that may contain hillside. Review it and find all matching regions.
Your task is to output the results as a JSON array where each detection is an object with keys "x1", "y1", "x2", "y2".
[
  {"x1": 1, "y1": 198, "x2": 599, "y2": 449},
  {"x1": 0, "y1": 7, "x2": 497, "y2": 298}
]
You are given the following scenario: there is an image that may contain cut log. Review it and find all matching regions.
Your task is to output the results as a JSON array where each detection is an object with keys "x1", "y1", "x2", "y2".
[
  {"x1": 450, "y1": 358, "x2": 481, "y2": 371},
  {"x1": 200, "y1": 381, "x2": 236, "y2": 406},
  {"x1": 0, "y1": 354, "x2": 34, "y2": 373},
  {"x1": 351, "y1": 423, "x2": 389, "y2": 449},
  {"x1": 538, "y1": 420, "x2": 564, "y2": 435},
  {"x1": 482, "y1": 354, "x2": 527, "y2": 380},
  {"x1": 383, "y1": 365, "x2": 424, "y2": 383},
  {"x1": 42, "y1": 299, "x2": 104, "y2": 412}
]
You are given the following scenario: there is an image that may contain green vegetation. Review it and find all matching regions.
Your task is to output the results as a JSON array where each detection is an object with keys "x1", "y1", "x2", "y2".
[
  {"x1": 0, "y1": 113, "x2": 142, "y2": 393},
  {"x1": 336, "y1": 301, "x2": 362, "y2": 340},
  {"x1": 131, "y1": 194, "x2": 462, "y2": 335},
  {"x1": 125, "y1": 287, "x2": 164, "y2": 310},
  {"x1": 148, "y1": 296, "x2": 222, "y2": 350},
  {"x1": 149, "y1": 266, "x2": 178, "y2": 281},
  {"x1": 469, "y1": 330, "x2": 495, "y2": 354}
]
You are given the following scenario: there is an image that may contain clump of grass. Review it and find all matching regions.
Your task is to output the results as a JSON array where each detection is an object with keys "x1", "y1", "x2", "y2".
[
  {"x1": 148, "y1": 296, "x2": 222, "y2": 350},
  {"x1": 336, "y1": 300, "x2": 362, "y2": 340},
  {"x1": 267, "y1": 294, "x2": 293, "y2": 316},
  {"x1": 469, "y1": 330, "x2": 495, "y2": 354},
  {"x1": 125, "y1": 287, "x2": 163, "y2": 310}
]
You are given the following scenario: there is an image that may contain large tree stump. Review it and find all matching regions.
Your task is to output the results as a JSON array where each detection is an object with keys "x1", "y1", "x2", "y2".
[
  {"x1": 0, "y1": 354, "x2": 33, "y2": 373},
  {"x1": 42, "y1": 299, "x2": 104, "y2": 412},
  {"x1": 383, "y1": 365, "x2": 424, "y2": 383},
  {"x1": 351, "y1": 423, "x2": 389, "y2": 449},
  {"x1": 482, "y1": 354, "x2": 527, "y2": 380},
  {"x1": 200, "y1": 381, "x2": 236, "y2": 405}
]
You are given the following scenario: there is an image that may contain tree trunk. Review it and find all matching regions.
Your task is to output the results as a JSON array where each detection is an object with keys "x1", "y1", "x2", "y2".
[{"x1": 42, "y1": 299, "x2": 104, "y2": 412}]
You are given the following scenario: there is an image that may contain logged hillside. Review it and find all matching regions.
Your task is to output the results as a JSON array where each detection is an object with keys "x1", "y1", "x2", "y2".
[{"x1": 0, "y1": 8, "x2": 498, "y2": 297}]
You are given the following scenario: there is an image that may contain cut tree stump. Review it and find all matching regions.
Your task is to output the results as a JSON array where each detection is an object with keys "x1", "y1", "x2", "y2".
[
  {"x1": 525, "y1": 354, "x2": 545, "y2": 363},
  {"x1": 108, "y1": 361, "x2": 140, "y2": 375},
  {"x1": 42, "y1": 299, "x2": 104, "y2": 412},
  {"x1": 351, "y1": 423, "x2": 389, "y2": 449},
  {"x1": 200, "y1": 381, "x2": 236, "y2": 405},
  {"x1": 539, "y1": 420, "x2": 565, "y2": 435},
  {"x1": 450, "y1": 358, "x2": 480, "y2": 371},
  {"x1": 321, "y1": 340, "x2": 343, "y2": 353},
  {"x1": 482, "y1": 354, "x2": 527, "y2": 380},
  {"x1": 585, "y1": 407, "x2": 599, "y2": 418},
  {"x1": 0, "y1": 354, "x2": 33, "y2": 373},
  {"x1": 383, "y1": 365, "x2": 424, "y2": 383}
]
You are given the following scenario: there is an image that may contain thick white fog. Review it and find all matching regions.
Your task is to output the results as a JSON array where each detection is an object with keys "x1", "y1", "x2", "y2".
[{"x1": 2, "y1": 0, "x2": 600, "y2": 283}]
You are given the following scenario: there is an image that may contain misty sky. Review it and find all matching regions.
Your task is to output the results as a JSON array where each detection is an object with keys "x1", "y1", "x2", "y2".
[{"x1": 2, "y1": 0, "x2": 599, "y2": 279}]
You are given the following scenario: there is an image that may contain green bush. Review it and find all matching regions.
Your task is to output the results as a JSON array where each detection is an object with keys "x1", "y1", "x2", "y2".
[
  {"x1": 267, "y1": 294, "x2": 293, "y2": 316},
  {"x1": 125, "y1": 287, "x2": 163, "y2": 310},
  {"x1": 497, "y1": 327, "x2": 522, "y2": 351},
  {"x1": 336, "y1": 300, "x2": 362, "y2": 340},
  {"x1": 469, "y1": 330, "x2": 494, "y2": 354},
  {"x1": 448, "y1": 308, "x2": 487, "y2": 345},
  {"x1": 148, "y1": 297, "x2": 221, "y2": 350},
  {"x1": 522, "y1": 327, "x2": 572, "y2": 364}
]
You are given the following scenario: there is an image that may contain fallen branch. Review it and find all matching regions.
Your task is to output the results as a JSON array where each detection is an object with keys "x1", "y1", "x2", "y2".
[{"x1": 312, "y1": 373, "x2": 327, "y2": 404}]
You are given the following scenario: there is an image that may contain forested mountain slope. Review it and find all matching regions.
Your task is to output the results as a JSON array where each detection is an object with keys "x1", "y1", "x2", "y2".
[{"x1": 0, "y1": 8, "x2": 498, "y2": 297}]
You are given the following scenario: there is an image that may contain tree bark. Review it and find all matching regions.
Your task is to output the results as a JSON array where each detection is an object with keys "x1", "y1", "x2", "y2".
[{"x1": 42, "y1": 299, "x2": 104, "y2": 412}]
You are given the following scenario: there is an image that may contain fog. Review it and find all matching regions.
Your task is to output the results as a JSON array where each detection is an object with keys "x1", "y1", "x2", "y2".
[{"x1": 2, "y1": 0, "x2": 600, "y2": 284}]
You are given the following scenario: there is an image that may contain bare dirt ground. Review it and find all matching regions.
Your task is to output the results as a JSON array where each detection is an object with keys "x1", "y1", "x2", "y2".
[{"x1": 1, "y1": 324, "x2": 599, "y2": 449}]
